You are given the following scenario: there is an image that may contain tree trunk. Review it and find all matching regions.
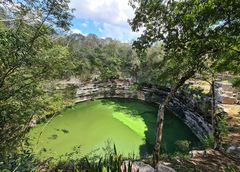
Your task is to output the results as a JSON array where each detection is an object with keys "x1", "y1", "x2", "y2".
[
  {"x1": 153, "y1": 69, "x2": 195, "y2": 167},
  {"x1": 210, "y1": 72, "x2": 221, "y2": 149},
  {"x1": 213, "y1": 113, "x2": 222, "y2": 150},
  {"x1": 211, "y1": 73, "x2": 216, "y2": 126}
]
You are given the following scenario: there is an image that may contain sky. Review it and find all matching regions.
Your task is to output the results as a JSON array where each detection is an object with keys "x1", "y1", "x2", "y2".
[{"x1": 69, "y1": 0, "x2": 141, "y2": 42}]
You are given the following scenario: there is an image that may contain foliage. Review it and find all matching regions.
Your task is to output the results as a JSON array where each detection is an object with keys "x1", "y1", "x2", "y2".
[
  {"x1": 129, "y1": 0, "x2": 240, "y2": 161},
  {"x1": 175, "y1": 140, "x2": 191, "y2": 152},
  {"x1": 215, "y1": 111, "x2": 229, "y2": 137},
  {"x1": 0, "y1": 145, "x2": 137, "y2": 172},
  {"x1": 136, "y1": 43, "x2": 167, "y2": 86},
  {"x1": 129, "y1": 84, "x2": 139, "y2": 92},
  {"x1": 62, "y1": 85, "x2": 78, "y2": 100},
  {"x1": 0, "y1": 150, "x2": 37, "y2": 172},
  {"x1": 0, "y1": 0, "x2": 73, "y2": 154},
  {"x1": 182, "y1": 84, "x2": 212, "y2": 122},
  {"x1": 201, "y1": 134, "x2": 215, "y2": 149},
  {"x1": 201, "y1": 111, "x2": 228, "y2": 149},
  {"x1": 50, "y1": 145, "x2": 135, "y2": 172},
  {"x1": 224, "y1": 163, "x2": 239, "y2": 172},
  {"x1": 60, "y1": 34, "x2": 139, "y2": 81},
  {"x1": 231, "y1": 76, "x2": 240, "y2": 89},
  {"x1": 130, "y1": 0, "x2": 240, "y2": 85}
]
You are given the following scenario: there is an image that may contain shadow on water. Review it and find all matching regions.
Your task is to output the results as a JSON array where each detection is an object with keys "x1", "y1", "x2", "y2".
[{"x1": 100, "y1": 98, "x2": 200, "y2": 157}]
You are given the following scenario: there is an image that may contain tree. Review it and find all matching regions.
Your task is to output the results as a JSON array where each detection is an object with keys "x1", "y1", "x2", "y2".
[
  {"x1": 62, "y1": 33, "x2": 139, "y2": 81},
  {"x1": 129, "y1": 0, "x2": 240, "y2": 166},
  {"x1": 136, "y1": 43, "x2": 166, "y2": 86},
  {"x1": 0, "y1": 0, "x2": 73, "y2": 155}
]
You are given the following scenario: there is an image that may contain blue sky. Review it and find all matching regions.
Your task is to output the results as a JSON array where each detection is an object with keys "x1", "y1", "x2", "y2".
[{"x1": 69, "y1": 0, "x2": 141, "y2": 42}]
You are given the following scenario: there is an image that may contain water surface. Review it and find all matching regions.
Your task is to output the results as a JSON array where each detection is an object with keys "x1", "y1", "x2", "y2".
[{"x1": 28, "y1": 98, "x2": 199, "y2": 159}]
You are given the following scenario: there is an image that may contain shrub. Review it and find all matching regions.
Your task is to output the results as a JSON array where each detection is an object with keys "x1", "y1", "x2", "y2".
[
  {"x1": 175, "y1": 140, "x2": 191, "y2": 152},
  {"x1": 201, "y1": 134, "x2": 214, "y2": 148}
]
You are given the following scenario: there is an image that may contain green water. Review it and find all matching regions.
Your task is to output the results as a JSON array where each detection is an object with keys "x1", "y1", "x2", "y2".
[{"x1": 28, "y1": 98, "x2": 199, "y2": 159}]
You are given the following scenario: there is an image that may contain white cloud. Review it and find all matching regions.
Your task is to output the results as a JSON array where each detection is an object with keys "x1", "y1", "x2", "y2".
[
  {"x1": 70, "y1": 28, "x2": 86, "y2": 35},
  {"x1": 101, "y1": 23, "x2": 140, "y2": 42},
  {"x1": 70, "y1": 0, "x2": 141, "y2": 42},
  {"x1": 70, "y1": 0, "x2": 133, "y2": 27}
]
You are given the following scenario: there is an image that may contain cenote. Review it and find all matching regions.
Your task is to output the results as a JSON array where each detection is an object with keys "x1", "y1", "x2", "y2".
[{"x1": 28, "y1": 98, "x2": 199, "y2": 160}]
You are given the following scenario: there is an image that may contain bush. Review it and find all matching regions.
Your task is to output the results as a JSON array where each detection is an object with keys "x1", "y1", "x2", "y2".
[
  {"x1": 51, "y1": 144, "x2": 134, "y2": 172},
  {"x1": 63, "y1": 85, "x2": 78, "y2": 100},
  {"x1": 0, "y1": 150, "x2": 38, "y2": 172},
  {"x1": 224, "y1": 162, "x2": 239, "y2": 172},
  {"x1": 175, "y1": 140, "x2": 191, "y2": 152},
  {"x1": 201, "y1": 134, "x2": 214, "y2": 148}
]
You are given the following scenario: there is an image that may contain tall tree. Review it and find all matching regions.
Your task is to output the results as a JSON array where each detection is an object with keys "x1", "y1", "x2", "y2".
[
  {"x1": 0, "y1": 0, "x2": 72, "y2": 154},
  {"x1": 129, "y1": 0, "x2": 240, "y2": 166},
  {"x1": 63, "y1": 33, "x2": 139, "y2": 81}
]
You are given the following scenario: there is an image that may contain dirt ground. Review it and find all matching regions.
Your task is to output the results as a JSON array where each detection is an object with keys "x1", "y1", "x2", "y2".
[{"x1": 163, "y1": 149, "x2": 240, "y2": 172}]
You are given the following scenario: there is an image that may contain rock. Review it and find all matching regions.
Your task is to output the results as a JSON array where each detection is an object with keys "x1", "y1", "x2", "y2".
[
  {"x1": 237, "y1": 92, "x2": 240, "y2": 100},
  {"x1": 121, "y1": 161, "x2": 155, "y2": 172},
  {"x1": 189, "y1": 150, "x2": 207, "y2": 158},
  {"x1": 221, "y1": 96, "x2": 237, "y2": 104},
  {"x1": 29, "y1": 118, "x2": 37, "y2": 128},
  {"x1": 224, "y1": 91, "x2": 234, "y2": 97},
  {"x1": 221, "y1": 83, "x2": 233, "y2": 92},
  {"x1": 227, "y1": 146, "x2": 240, "y2": 157},
  {"x1": 155, "y1": 163, "x2": 176, "y2": 172},
  {"x1": 121, "y1": 161, "x2": 176, "y2": 172},
  {"x1": 227, "y1": 146, "x2": 235, "y2": 153}
]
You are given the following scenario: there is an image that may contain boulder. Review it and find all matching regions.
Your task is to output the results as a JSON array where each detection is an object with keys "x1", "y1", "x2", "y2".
[
  {"x1": 227, "y1": 146, "x2": 240, "y2": 157},
  {"x1": 156, "y1": 163, "x2": 176, "y2": 172},
  {"x1": 121, "y1": 161, "x2": 154, "y2": 172},
  {"x1": 189, "y1": 150, "x2": 207, "y2": 158},
  {"x1": 221, "y1": 83, "x2": 233, "y2": 92},
  {"x1": 121, "y1": 161, "x2": 176, "y2": 172},
  {"x1": 221, "y1": 95, "x2": 237, "y2": 104}
]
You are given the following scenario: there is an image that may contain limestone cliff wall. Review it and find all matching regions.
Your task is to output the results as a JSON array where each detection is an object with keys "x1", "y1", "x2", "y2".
[{"x1": 72, "y1": 79, "x2": 212, "y2": 140}]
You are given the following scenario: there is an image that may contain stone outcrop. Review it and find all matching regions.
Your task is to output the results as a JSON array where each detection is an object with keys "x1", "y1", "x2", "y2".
[
  {"x1": 121, "y1": 161, "x2": 176, "y2": 172},
  {"x1": 169, "y1": 98, "x2": 212, "y2": 139},
  {"x1": 70, "y1": 79, "x2": 211, "y2": 140},
  {"x1": 156, "y1": 164, "x2": 176, "y2": 172},
  {"x1": 227, "y1": 146, "x2": 240, "y2": 158},
  {"x1": 215, "y1": 82, "x2": 239, "y2": 105}
]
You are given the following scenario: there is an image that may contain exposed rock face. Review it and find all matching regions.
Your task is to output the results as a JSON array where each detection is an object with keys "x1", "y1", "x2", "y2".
[
  {"x1": 227, "y1": 146, "x2": 240, "y2": 157},
  {"x1": 121, "y1": 161, "x2": 176, "y2": 172},
  {"x1": 237, "y1": 93, "x2": 240, "y2": 100},
  {"x1": 60, "y1": 79, "x2": 211, "y2": 140},
  {"x1": 169, "y1": 98, "x2": 212, "y2": 139},
  {"x1": 221, "y1": 83, "x2": 233, "y2": 92},
  {"x1": 221, "y1": 96, "x2": 237, "y2": 104},
  {"x1": 122, "y1": 161, "x2": 155, "y2": 172},
  {"x1": 215, "y1": 82, "x2": 239, "y2": 105}
]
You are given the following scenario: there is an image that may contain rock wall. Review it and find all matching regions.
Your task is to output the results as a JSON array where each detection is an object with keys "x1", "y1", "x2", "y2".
[
  {"x1": 72, "y1": 79, "x2": 212, "y2": 140},
  {"x1": 215, "y1": 82, "x2": 239, "y2": 105}
]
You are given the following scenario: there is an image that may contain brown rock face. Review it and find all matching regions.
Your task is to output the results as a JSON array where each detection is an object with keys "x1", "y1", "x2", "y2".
[{"x1": 221, "y1": 96, "x2": 237, "y2": 104}]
